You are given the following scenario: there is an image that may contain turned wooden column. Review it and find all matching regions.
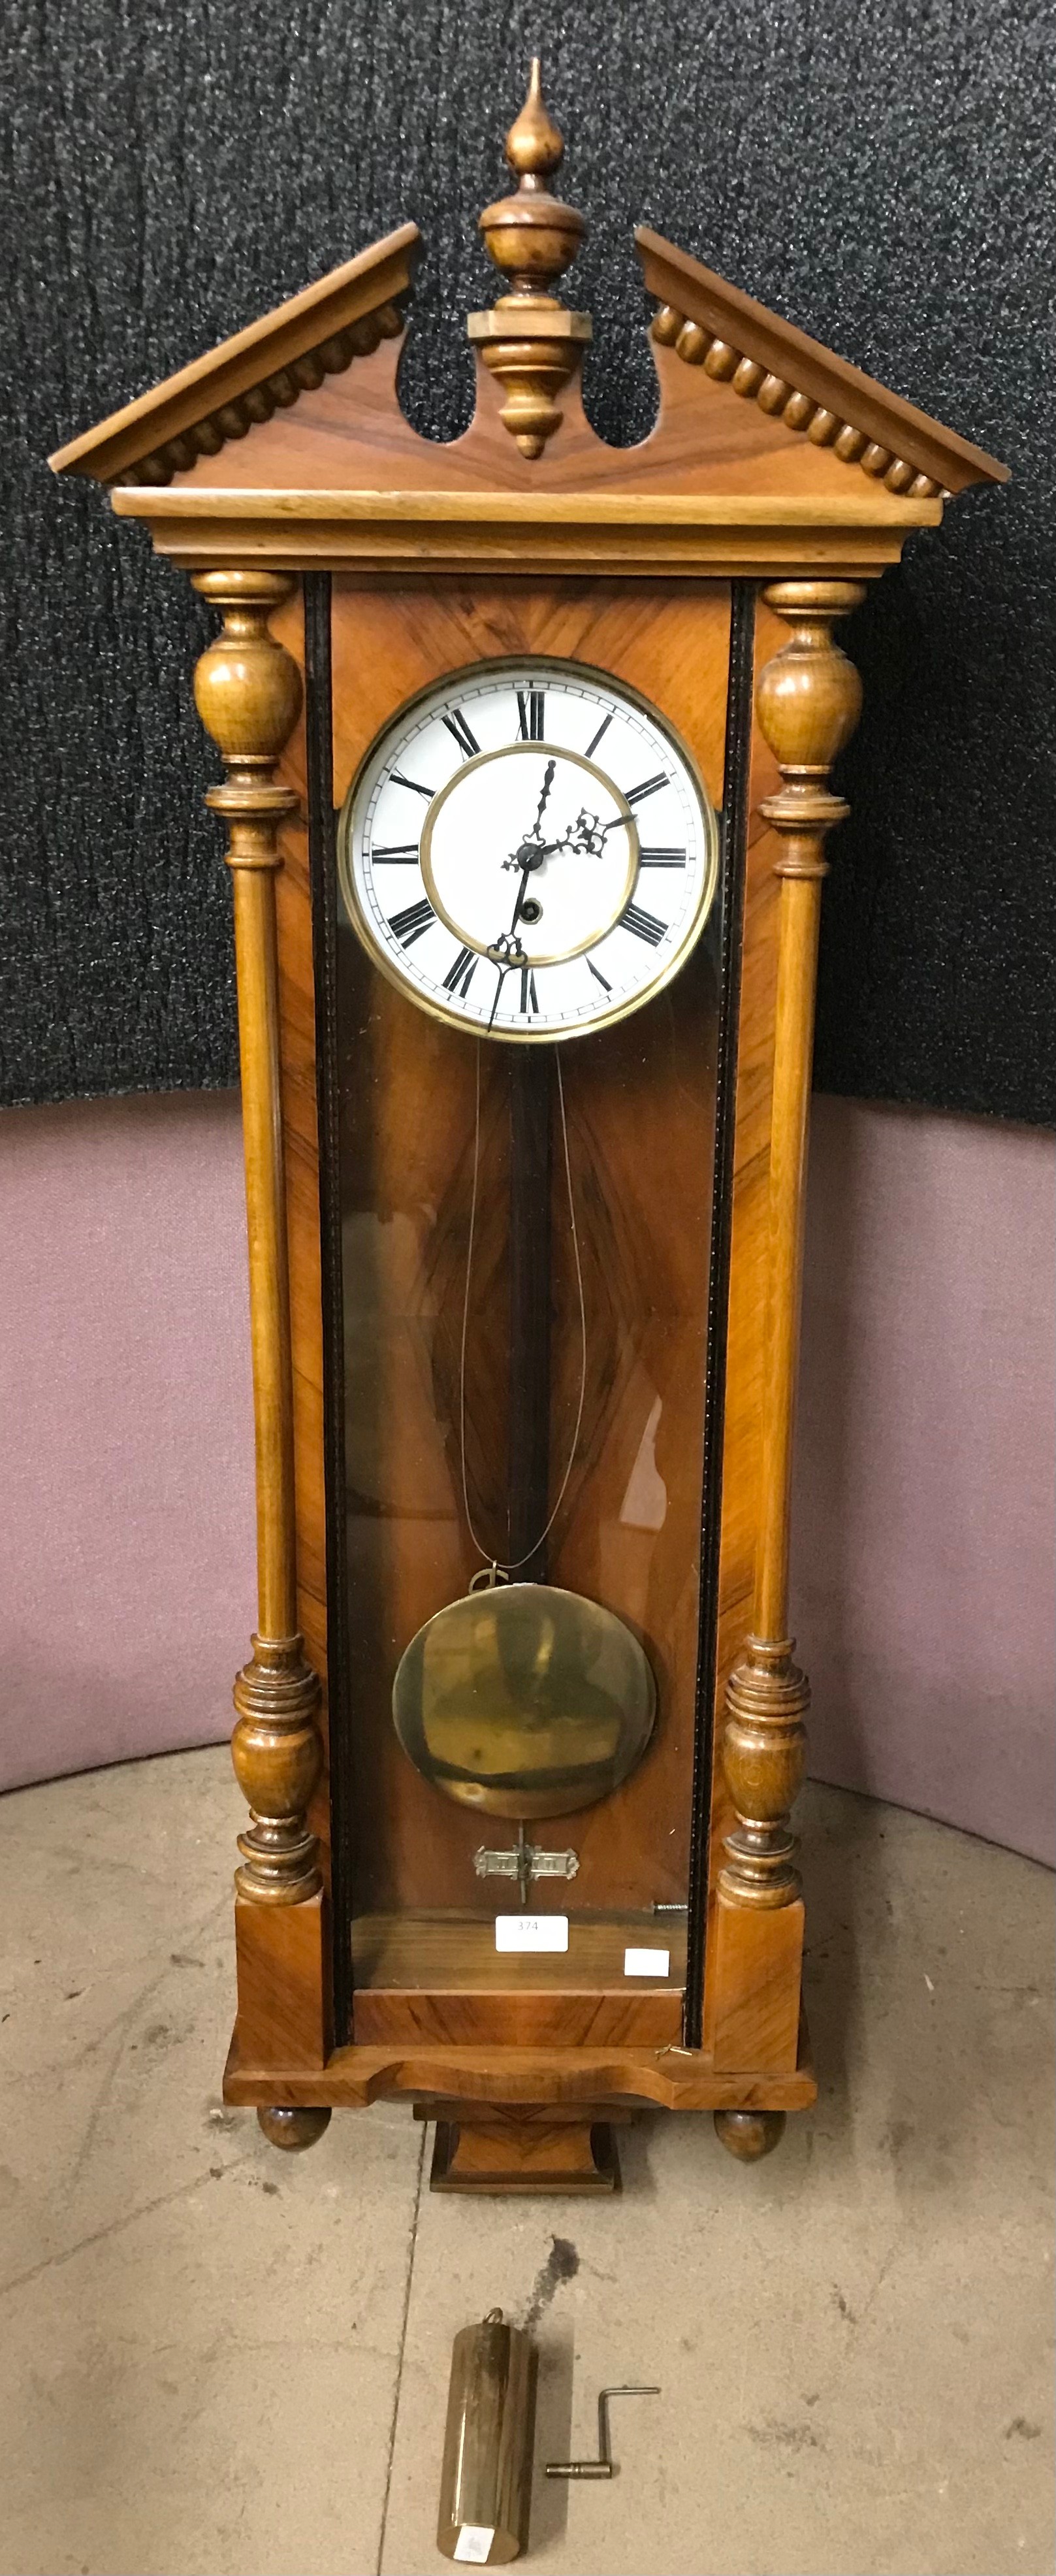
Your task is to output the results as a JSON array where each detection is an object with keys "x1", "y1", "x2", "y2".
[
  {"x1": 712, "y1": 578, "x2": 863, "y2": 2085},
  {"x1": 193, "y1": 571, "x2": 323, "y2": 1915}
]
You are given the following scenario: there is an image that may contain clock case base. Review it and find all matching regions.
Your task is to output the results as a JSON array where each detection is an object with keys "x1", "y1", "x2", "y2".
[
  {"x1": 422, "y1": 2104, "x2": 624, "y2": 2195},
  {"x1": 224, "y1": 2019, "x2": 816, "y2": 2155}
]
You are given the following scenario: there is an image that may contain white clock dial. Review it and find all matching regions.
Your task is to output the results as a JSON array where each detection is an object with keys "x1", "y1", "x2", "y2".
[{"x1": 337, "y1": 660, "x2": 719, "y2": 1041}]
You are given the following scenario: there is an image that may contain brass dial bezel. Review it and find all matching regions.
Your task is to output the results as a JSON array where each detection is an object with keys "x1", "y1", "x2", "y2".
[{"x1": 337, "y1": 654, "x2": 721, "y2": 1045}]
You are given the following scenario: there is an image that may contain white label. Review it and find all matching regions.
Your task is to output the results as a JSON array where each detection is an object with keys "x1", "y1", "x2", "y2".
[
  {"x1": 624, "y1": 1946, "x2": 670, "y2": 1978},
  {"x1": 454, "y1": 2527, "x2": 495, "y2": 2564},
  {"x1": 494, "y1": 1914, "x2": 569, "y2": 1953}
]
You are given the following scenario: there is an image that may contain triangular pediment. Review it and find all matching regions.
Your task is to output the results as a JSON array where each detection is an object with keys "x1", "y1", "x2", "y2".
[
  {"x1": 49, "y1": 224, "x2": 420, "y2": 489},
  {"x1": 636, "y1": 232, "x2": 1004, "y2": 500},
  {"x1": 51, "y1": 215, "x2": 1006, "y2": 510},
  {"x1": 50, "y1": 61, "x2": 1005, "y2": 603}
]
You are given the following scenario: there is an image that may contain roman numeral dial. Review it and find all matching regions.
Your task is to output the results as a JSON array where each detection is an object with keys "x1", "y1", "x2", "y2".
[
  {"x1": 441, "y1": 943, "x2": 477, "y2": 997},
  {"x1": 443, "y1": 708, "x2": 480, "y2": 760},
  {"x1": 621, "y1": 902, "x2": 666, "y2": 947},
  {"x1": 339, "y1": 660, "x2": 719, "y2": 1041},
  {"x1": 388, "y1": 896, "x2": 435, "y2": 947}
]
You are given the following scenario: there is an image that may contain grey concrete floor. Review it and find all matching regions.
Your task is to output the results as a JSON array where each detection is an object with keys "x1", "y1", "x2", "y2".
[{"x1": 0, "y1": 1748, "x2": 1051, "y2": 2576}]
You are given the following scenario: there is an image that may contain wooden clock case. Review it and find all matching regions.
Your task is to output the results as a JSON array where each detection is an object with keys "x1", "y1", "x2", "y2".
[{"x1": 52, "y1": 71, "x2": 1006, "y2": 2190}]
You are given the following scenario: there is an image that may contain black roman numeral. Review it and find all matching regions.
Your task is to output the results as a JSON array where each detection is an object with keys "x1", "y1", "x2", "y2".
[
  {"x1": 585, "y1": 710, "x2": 613, "y2": 760},
  {"x1": 441, "y1": 944, "x2": 477, "y2": 998},
  {"x1": 519, "y1": 966, "x2": 539, "y2": 1015},
  {"x1": 389, "y1": 769, "x2": 433, "y2": 800},
  {"x1": 620, "y1": 902, "x2": 665, "y2": 947},
  {"x1": 517, "y1": 688, "x2": 545, "y2": 742},
  {"x1": 442, "y1": 707, "x2": 480, "y2": 760},
  {"x1": 586, "y1": 958, "x2": 612, "y2": 992},
  {"x1": 388, "y1": 898, "x2": 436, "y2": 947},
  {"x1": 637, "y1": 847, "x2": 686, "y2": 868},
  {"x1": 625, "y1": 773, "x2": 669, "y2": 807},
  {"x1": 371, "y1": 844, "x2": 420, "y2": 862}
]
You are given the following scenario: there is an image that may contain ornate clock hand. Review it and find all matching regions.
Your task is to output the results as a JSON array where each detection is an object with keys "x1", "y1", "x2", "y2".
[
  {"x1": 503, "y1": 832, "x2": 564, "y2": 873},
  {"x1": 502, "y1": 757, "x2": 559, "y2": 873},
  {"x1": 487, "y1": 971, "x2": 507, "y2": 1028},
  {"x1": 509, "y1": 853, "x2": 535, "y2": 932},
  {"x1": 530, "y1": 757, "x2": 556, "y2": 837},
  {"x1": 595, "y1": 786, "x2": 667, "y2": 842},
  {"x1": 486, "y1": 923, "x2": 530, "y2": 1024}
]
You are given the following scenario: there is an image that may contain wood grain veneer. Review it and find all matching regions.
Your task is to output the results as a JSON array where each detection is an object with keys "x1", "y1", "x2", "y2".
[{"x1": 351, "y1": 1911, "x2": 685, "y2": 2046}]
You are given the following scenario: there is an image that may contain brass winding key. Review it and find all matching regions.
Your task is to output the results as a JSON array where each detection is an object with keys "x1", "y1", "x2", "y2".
[{"x1": 545, "y1": 2384, "x2": 660, "y2": 2480}]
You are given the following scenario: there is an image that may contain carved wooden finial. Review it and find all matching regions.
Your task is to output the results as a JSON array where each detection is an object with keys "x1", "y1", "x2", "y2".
[
  {"x1": 505, "y1": 56, "x2": 564, "y2": 180},
  {"x1": 468, "y1": 60, "x2": 590, "y2": 459}
]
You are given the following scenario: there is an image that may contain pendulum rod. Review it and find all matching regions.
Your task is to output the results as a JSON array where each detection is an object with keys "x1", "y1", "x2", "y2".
[
  {"x1": 507, "y1": 1048, "x2": 552, "y2": 1579},
  {"x1": 473, "y1": 1821, "x2": 581, "y2": 1898},
  {"x1": 459, "y1": 1047, "x2": 585, "y2": 1580},
  {"x1": 517, "y1": 1821, "x2": 531, "y2": 1910}
]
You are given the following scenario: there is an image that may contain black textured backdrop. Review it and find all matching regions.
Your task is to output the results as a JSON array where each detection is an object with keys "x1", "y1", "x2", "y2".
[{"x1": 3, "y1": 0, "x2": 1053, "y2": 1118}]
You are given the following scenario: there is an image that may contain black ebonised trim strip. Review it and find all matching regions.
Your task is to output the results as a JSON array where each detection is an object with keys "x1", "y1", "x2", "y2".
[
  {"x1": 683, "y1": 581, "x2": 755, "y2": 2049},
  {"x1": 303, "y1": 574, "x2": 354, "y2": 2049}
]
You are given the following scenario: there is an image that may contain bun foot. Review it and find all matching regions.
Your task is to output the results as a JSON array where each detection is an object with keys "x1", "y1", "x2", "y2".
[
  {"x1": 714, "y1": 2108, "x2": 786, "y2": 2162},
  {"x1": 257, "y1": 2104, "x2": 332, "y2": 2152}
]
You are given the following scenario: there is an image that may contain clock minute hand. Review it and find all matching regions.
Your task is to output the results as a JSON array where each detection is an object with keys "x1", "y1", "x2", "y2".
[{"x1": 530, "y1": 757, "x2": 556, "y2": 837}]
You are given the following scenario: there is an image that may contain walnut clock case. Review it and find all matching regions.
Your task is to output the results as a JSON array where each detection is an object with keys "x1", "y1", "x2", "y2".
[{"x1": 53, "y1": 67, "x2": 1006, "y2": 2191}]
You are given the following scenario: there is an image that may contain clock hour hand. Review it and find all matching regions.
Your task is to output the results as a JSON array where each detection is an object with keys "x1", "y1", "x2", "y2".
[
  {"x1": 509, "y1": 855, "x2": 535, "y2": 932},
  {"x1": 503, "y1": 832, "x2": 564, "y2": 873},
  {"x1": 596, "y1": 787, "x2": 665, "y2": 841}
]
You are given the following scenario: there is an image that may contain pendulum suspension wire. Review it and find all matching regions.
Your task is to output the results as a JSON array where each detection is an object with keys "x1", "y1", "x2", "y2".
[{"x1": 458, "y1": 1041, "x2": 586, "y2": 1575}]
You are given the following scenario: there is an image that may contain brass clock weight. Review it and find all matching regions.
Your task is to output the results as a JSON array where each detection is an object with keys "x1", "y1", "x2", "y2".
[{"x1": 52, "y1": 63, "x2": 1006, "y2": 2193}]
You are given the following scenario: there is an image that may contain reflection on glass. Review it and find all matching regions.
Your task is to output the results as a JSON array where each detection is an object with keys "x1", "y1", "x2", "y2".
[
  {"x1": 392, "y1": 1580, "x2": 656, "y2": 1818},
  {"x1": 334, "y1": 913, "x2": 720, "y2": 1917}
]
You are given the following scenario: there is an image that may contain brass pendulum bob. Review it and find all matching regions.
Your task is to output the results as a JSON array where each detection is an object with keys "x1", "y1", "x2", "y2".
[{"x1": 392, "y1": 1574, "x2": 656, "y2": 1819}]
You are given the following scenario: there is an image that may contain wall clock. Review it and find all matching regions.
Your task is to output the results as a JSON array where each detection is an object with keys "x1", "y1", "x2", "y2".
[{"x1": 52, "y1": 65, "x2": 1006, "y2": 2191}]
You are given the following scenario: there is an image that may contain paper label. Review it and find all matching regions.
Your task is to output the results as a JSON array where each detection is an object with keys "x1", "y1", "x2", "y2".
[
  {"x1": 494, "y1": 1914, "x2": 569, "y2": 1953},
  {"x1": 624, "y1": 1946, "x2": 670, "y2": 1978},
  {"x1": 454, "y1": 2526, "x2": 495, "y2": 2563}
]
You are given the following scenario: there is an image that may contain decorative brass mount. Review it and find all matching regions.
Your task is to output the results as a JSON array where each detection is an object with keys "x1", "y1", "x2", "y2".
[
  {"x1": 473, "y1": 1824, "x2": 581, "y2": 1910},
  {"x1": 468, "y1": 58, "x2": 591, "y2": 459}
]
